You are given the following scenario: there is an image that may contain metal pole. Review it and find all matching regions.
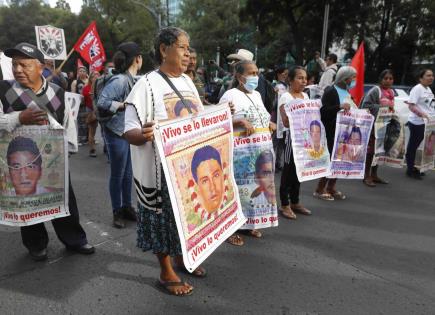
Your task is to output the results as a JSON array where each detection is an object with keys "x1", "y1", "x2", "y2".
[{"x1": 321, "y1": 1, "x2": 330, "y2": 59}]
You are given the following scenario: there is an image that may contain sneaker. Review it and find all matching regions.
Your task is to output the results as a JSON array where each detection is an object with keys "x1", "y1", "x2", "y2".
[
  {"x1": 122, "y1": 206, "x2": 137, "y2": 222},
  {"x1": 89, "y1": 149, "x2": 97, "y2": 157}
]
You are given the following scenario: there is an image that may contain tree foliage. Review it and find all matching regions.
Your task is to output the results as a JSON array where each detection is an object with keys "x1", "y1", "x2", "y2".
[
  {"x1": 243, "y1": 0, "x2": 435, "y2": 83},
  {"x1": 0, "y1": 0, "x2": 158, "y2": 72},
  {"x1": 178, "y1": 0, "x2": 255, "y2": 66}
]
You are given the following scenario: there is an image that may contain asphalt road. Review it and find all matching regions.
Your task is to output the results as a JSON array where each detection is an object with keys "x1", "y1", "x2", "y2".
[{"x1": 1, "y1": 140, "x2": 435, "y2": 315}]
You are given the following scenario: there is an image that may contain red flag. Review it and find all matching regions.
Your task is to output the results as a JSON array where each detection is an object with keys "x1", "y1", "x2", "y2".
[
  {"x1": 73, "y1": 21, "x2": 106, "y2": 72},
  {"x1": 349, "y1": 42, "x2": 365, "y2": 106}
]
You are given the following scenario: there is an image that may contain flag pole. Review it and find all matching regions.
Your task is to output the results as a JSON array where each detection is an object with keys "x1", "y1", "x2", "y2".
[{"x1": 56, "y1": 47, "x2": 75, "y2": 72}]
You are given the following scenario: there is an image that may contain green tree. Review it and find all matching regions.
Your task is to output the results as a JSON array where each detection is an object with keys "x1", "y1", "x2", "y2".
[{"x1": 178, "y1": 0, "x2": 255, "y2": 67}]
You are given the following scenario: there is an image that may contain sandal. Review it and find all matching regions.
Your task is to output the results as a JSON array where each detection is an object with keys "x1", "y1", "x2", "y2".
[
  {"x1": 313, "y1": 191, "x2": 334, "y2": 201},
  {"x1": 363, "y1": 178, "x2": 376, "y2": 187},
  {"x1": 248, "y1": 229, "x2": 262, "y2": 238},
  {"x1": 291, "y1": 204, "x2": 312, "y2": 216},
  {"x1": 226, "y1": 234, "x2": 244, "y2": 246},
  {"x1": 176, "y1": 265, "x2": 207, "y2": 278},
  {"x1": 279, "y1": 206, "x2": 297, "y2": 220},
  {"x1": 329, "y1": 191, "x2": 346, "y2": 200},
  {"x1": 157, "y1": 279, "x2": 193, "y2": 296}
]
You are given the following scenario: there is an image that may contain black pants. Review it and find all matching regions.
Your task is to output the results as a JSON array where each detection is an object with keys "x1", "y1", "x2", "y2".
[
  {"x1": 279, "y1": 150, "x2": 300, "y2": 206},
  {"x1": 20, "y1": 176, "x2": 88, "y2": 251},
  {"x1": 405, "y1": 122, "x2": 425, "y2": 171}
]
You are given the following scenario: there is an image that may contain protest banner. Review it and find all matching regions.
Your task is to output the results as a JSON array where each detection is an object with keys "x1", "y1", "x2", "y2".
[
  {"x1": 154, "y1": 105, "x2": 246, "y2": 271},
  {"x1": 330, "y1": 109, "x2": 374, "y2": 179},
  {"x1": 35, "y1": 25, "x2": 68, "y2": 60},
  {"x1": 0, "y1": 126, "x2": 69, "y2": 226},
  {"x1": 283, "y1": 98, "x2": 331, "y2": 182},
  {"x1": 65, "y1": 92, "x2": 82, "y2": 121},
  {"x1": 415, "y1": 114, "x2": 435, "y2": 172},
  {"x1": 233, "y1": 128, "x2": 278, "y2": 230},
  {"x1": 373, "y1": 107, "x2": 406, "y2": 167}
]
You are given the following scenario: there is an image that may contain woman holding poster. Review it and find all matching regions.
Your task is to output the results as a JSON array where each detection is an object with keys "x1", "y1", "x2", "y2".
[
  {"x1": 405, "y1": 69, "x2": 434, "y2": 179},
  {"x1": 123, "y1": 27, "x2": 205, "y2": 296},
  {"x1": 360, "y1": 69, "x2": 395, "y2": 186},
  {"x1": 220, "y1": 60, "x2": 277, "y2": 245},
  {"x1": 278, "y1": 66, "x2": 312, "y2": 219},
  {"x1": 314, "y1": 66, "x2": 357, "y2": 201}
]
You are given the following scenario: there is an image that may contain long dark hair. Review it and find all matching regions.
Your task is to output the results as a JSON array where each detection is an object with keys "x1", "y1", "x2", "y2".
[
  {"x1": 378, "y1": 69, "x2": 394, "y2": 83},
  {"x1": 113, "y1": 51, "x2": 136, "y2": 74}
]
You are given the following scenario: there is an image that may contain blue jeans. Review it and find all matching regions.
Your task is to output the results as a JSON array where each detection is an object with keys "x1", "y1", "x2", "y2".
[{"x1": 104, "y1": 127, "x2": 133, "y2": 214}]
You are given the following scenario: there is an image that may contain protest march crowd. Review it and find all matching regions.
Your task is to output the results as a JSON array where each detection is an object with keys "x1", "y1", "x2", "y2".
[{"x1": 0, "y1": 24, "x2": 434, "y2": 297}]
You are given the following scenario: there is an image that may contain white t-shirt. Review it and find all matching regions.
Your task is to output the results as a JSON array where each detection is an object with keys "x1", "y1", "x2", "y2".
[
  {"x1": 408, "y1": 83, "x2": 435, "y2": 125},
  {"x1": 219, "y1": 88, "x2": 270, "y2": 130},
  {"x1": 124, "y1": 71, "x2": 203, "y2": 132},
  {"x1": 0, "y1": 52, "x2": 13, "y2": 80}
]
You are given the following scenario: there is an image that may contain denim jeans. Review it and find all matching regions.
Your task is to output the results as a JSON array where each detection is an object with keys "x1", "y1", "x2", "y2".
[{"x1": 104, "y1": 127, "x2": 133, "y2": 214}]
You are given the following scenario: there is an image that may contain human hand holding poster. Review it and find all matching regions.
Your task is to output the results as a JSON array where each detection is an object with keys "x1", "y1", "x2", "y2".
[
  {"x1": 414, "y1": 114, "x2": 435, "y2": 172},
  {"x1": 0, "y1": 126, "x2": 69, "y2": 226},
  {"x1": 283, "y1": 99, "x2": 331, "y2": 181},
  {"x1": 373, "y1": 107, "x2": 406, "y2": 167},
  {"x1": 330, "y1": 109, "x2": 374, "y2": 179},
  {"x1": 233, "y1": 128, "x2": 278, "y2": 229},
  {"x1": 153, "y1": 105, "x2": 246, "y2": 272}
]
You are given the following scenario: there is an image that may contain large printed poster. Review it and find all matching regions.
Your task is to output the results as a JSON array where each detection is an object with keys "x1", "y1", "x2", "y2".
[
  {"x1": 283, "y1": 99, "x2": 331, "y2": 181},
  {"x1": 330, "y1": 109, "x2": 374, "y2": 179},
  {"x1": 154, "y1": 106, "x2": 246, "y2": 272},
  {"x1": 415, "y1": 114, "x2": 435, "y2": 172},
  {"x1": 0, "y1": 126, "x2": 69, "y2": 226},
  {"x1": 233, "y1": 129, "x2": 278, "y2": 230},
  {"x1": 373, "y1": 107, "x2": 406, "y2": 167}
]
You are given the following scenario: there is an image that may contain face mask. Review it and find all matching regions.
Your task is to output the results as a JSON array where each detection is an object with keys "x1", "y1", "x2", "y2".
[
  {"x1": 243, "y1": 75, "x2": 259, "y2": 92},
  {"x1": 347, "y1": 80, "x2": 356, "y2": 90}
]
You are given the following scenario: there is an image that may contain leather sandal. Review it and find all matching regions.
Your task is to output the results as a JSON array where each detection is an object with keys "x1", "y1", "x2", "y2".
[
  {"x1": 226, "y1": 234, "x2": 244, "y2": 246},
  {"x1": 313, "y1": 191, "x2": 334, "y2": 201},
  {"x1": 329, "y1": 191, "x2": 346, "y2": 200},
  {"x1": 279, "y1": 206, "x2": 297, "y2": 220},
  {"x1": 363, "y1": 178, "x2": 376, "y2": 187},
  {"x1": 248, "y1": 229, "x2": 262, "y2": 238},
  {"x1": 157, "y1": 279, "x2": 193, "y2": 296},
  {"x1": 291, "y1": 204, "x2": 312, "y2": 216}
]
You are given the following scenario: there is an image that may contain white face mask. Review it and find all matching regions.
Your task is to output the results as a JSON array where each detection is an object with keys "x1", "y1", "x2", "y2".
[{"x1": 243, "y1": 75, "x2": 259, "y2": 92}]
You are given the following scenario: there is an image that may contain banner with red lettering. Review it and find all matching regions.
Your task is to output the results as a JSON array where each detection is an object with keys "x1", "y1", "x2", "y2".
[
  {"x1": 233, "y1": 128, "x2": 279, "y2": 229},
  {"x1": 283, "y1": 99, "x2": 331, "y2": 181},
  {"x1": 0, "y1": 126, "x2": 69, "y2": 226},
  {"x1": 73, "y1": 21, "x2": 106, "y2": 72},
  {"x1": 153, "y1": 105, "x2": 246, "y2": 272},
  {"x1": 330, "y1": 109, "x2": 374, "y2": 179}
]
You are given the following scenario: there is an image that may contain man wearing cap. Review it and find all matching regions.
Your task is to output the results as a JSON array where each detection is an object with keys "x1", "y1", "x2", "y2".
[{"x1": 0, "y1": 42, "x2": 95, "y2": 261}]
